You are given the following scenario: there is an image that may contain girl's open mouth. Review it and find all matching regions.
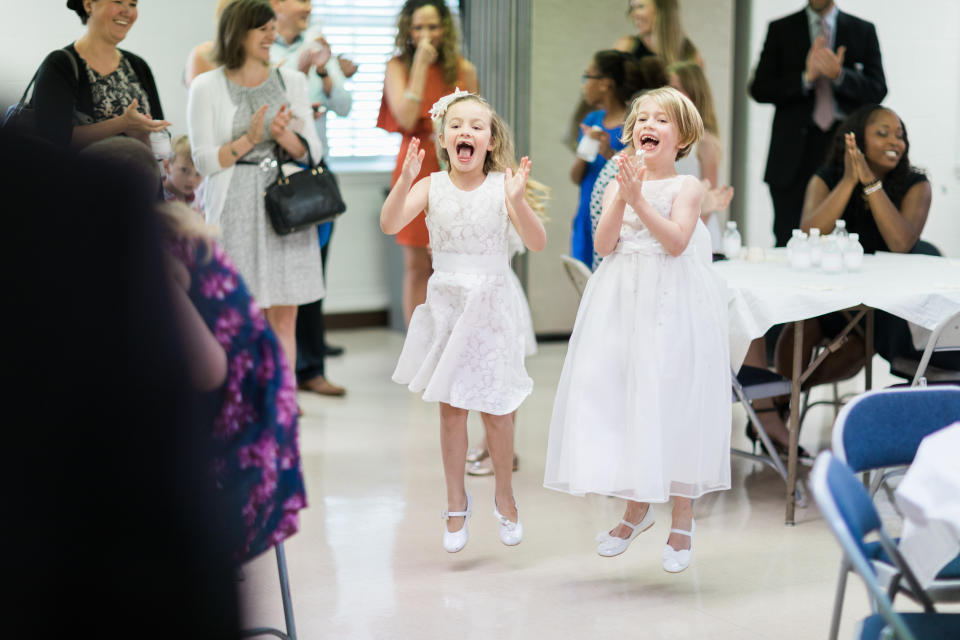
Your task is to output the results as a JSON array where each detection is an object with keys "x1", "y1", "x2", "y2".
[
  {"x1": 639, "y1": 135, "x2": 659, "y2": 151},
  {"x1": 456, "y1": 141, "x2": 475, "y2": 163}
]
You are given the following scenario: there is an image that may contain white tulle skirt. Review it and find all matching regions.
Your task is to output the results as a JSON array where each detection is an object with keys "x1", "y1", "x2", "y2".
[{"x1": 543, "y1": 240, "x2": 732, "y2": 502}]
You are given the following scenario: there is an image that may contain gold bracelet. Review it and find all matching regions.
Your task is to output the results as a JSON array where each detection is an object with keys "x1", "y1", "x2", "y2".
[{"x1": 863, "y1": 179, "x2": 883, "y2": 196}]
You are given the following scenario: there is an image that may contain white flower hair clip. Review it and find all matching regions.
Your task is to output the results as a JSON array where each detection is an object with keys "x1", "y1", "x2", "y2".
[{"x1": 429, "y1": 88, "x2": 474, "y2": 122}]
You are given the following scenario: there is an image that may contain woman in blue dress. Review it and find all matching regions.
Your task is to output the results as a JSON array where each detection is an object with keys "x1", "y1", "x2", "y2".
[{"x1": 570, "y1": 50, "x2": 658, "y2": 264}]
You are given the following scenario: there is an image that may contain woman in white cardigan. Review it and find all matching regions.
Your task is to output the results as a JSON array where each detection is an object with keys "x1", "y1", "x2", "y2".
[{"x1": 188, "y1": 0, "x2": 324, "y2": 387}]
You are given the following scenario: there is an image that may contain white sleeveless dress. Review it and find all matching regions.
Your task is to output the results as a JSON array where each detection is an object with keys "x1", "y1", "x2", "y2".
[
  {"x1": 544, "y1": 175, "x2": 731, "y2": 502},
  {"x1": 392, "y1": 171, "x2": 533, "y2": 415}
]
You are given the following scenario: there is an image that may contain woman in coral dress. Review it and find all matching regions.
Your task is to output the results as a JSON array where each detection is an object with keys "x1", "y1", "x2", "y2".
[{"x1": 377, "y1": 0, "x2": 478, "y2": 325}]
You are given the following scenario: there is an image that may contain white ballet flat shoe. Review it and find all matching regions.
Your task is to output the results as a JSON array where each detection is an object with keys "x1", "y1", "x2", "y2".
[
  {"x1": 597, "y1": 507, "x2": 656, "y2": 557},
  {"x1": 662, "y1": 520, "x2": 695, "y2": 573},
  {"x1": 494, "y1": 497, "x2": 523, "y2": 546},
  {"x1": 595, "y1": 530, "x2": 614, "y2": 543},
  {"x1": 441, "y1": 492, "x2": 472, "y2": 553}
]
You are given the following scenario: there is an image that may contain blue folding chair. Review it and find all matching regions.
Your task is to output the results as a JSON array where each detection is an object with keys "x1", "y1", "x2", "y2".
[
  {"x1": 832, "y1": 386, "x2": 960, "y2": 506},
  {"x1": 827, "y1": 387, "x2": 960, "y2": 640},
  {"x1": 811, "y1": 452, "x2": 960, "y2": 639}
]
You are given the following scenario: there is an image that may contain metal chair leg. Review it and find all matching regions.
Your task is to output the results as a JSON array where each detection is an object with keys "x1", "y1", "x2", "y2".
[
  {"x1": 828, "y1": 557, "x2": 850, "y2": 640},
  {"x1": 240, "y1": 542, "x2": 297, "y2": 640},
  {"x1": 276, "y1": 543, "x2": 297, "y2": 640}
]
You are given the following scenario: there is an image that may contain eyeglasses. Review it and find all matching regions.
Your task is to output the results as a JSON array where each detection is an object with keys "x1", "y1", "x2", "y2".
[{"x1": 581, "y1": 73, "x2": 604, "y2": 82}]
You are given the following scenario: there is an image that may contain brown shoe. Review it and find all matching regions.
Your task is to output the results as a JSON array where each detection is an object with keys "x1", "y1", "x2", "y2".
[{"x1": 298, "y1": 375, "x2": 346, "y2": 396}]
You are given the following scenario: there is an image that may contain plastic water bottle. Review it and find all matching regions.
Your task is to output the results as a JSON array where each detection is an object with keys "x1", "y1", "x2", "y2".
[
  {"x1": 809, "y1": 228, "x2": 823, "y2": 266},
  {"x1": 821, "y1": 235, "x2": 844, "y2": 273},
  {"x1": 831, "y1": 219, "x2": 849, "y2": 251},
  {"x1": 723, "y1": 220, "x2": 742, "y2": 259},
  {"x1": 575, "y1": 126, "x2": 602, "y2": 162},
  {"x1": 787, "y1": 229, "x2": 811, "y2": 269},
  {"x1": 843, "y1": 232, "x2": 864, "y2": 271}
]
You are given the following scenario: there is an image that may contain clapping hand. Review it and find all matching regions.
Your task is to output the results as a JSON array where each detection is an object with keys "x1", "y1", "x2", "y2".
[
  {"x1": 298, "y1": 37, "x2": 332, "y2": 74},
  {"x1": 701, "y1": 179, "x2": 734, "y2": 214},
  {"x1": 338, "y1": 56, "x2": 359, "y2": 78},
  {"x1": 270, "y1": 104, "x2": 292, "y2": 140},
  {"x1": 805, "y1": 35, "x2": 846, "y2": 82},
  {"x1": 615, "y1": 153, "x2": 645, "y2": 206},
  {"x1": 505, "y1": 157, "x2": 532, "y2": 205},
  {"x1": 247, "y1": 105, "x2": 268, "y2": 145},
  {"x1": 845, "y1": 131, "x2": 876, "y2": 185},
  {"x1": 812, "y1": 44, "x2": 846, "y2": 81},
  {"x1": 400, "y1": 137, "x2": 425, "y2": 184},
  {"x1": 121, "y1": 99, "x2": 172, "y2": 135}
]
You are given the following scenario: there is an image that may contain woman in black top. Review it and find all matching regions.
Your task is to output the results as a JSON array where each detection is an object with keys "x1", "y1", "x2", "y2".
[
  {"x1": 33, "y1": 0, "x2": 169, "y2": 149},
  {"x1": 775, "y1": 105, "x2": 952, "y2": 389},
  {"x1": 801, "y1": 104, "x2": 930, "y2": 253},
  {"x1": 746, "y1": 105, "x2": 947, "y2": 457}
]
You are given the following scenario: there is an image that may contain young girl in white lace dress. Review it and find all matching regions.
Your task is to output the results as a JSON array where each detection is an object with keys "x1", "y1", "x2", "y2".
[
  {"x1": 544, "y1": 87, "x2": 730, "y2": 573},
  {"x1": 380, "y1": 91, "x2": 547, "y2": 553}
]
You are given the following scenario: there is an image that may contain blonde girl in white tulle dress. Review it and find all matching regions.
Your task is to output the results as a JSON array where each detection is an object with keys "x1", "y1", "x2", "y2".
[
  {"x1": 380, "y1": 91, "x2": 547, "y2": 553},
  {"x1": 544, "y1": 87, "x2": 731, "y2": 573}
]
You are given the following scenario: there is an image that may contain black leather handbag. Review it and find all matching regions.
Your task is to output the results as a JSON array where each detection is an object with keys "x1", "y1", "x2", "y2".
[
  {"x1": 264, "y1": 148, "x2": 346, "y2": 236},
  {"x1": 3, "y1": 47, "x2": 82, "y2": 134}
]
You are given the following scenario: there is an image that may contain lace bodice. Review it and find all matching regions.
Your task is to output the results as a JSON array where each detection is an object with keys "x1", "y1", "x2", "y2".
[
  {"x1": 617, "y1": 175, "x2": 693, "y2": 255},
  {"x1": 427, "y1": 171, "x2": 509, "y2": 256}
]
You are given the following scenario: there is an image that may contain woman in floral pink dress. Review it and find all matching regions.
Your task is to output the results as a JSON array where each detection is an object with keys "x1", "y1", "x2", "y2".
[{"x1": 163, "y1": 202, "x2": 307, "y2": 563}]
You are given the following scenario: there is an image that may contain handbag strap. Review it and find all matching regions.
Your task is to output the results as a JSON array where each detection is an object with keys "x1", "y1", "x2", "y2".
[
  {"x1": 271, "y1": 69, "x2": 316, "y2": 169},
  {"x1": 236, "y1": 69, "x2": 314, "y2": 169},
  {"x1": 17, "y1": 47, "x2": 79, "y2": 110}
]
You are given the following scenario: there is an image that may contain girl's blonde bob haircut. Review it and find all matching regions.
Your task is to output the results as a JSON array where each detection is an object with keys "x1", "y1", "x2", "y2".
[
  {"x1": 435, "y1": 94, "x2": 550, "y2": 217},
  {"x1": 621, "y1": 86, "x2": 703, "y2": 160}
]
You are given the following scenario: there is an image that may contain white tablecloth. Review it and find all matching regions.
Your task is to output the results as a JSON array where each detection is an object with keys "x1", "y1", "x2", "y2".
[
  {"x1": 715, "y1": 250, "x2": 960, "y2": 368},
  {"x1": 894, "y1": 422, "x2": 960, "y2": 588}
]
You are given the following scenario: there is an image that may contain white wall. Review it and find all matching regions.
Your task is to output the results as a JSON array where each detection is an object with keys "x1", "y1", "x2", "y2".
[{"x1": 742, "y1": 0, "x2": 960, "y2": 258}]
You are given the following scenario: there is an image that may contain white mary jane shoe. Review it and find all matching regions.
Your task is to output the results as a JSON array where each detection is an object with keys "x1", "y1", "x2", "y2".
[
  {"x1": 494, "y1": 497, "x2": 523, "y2": 546},
  {"x1": 442, "y1": 492, "x2": 472, "y2": 553},
  {"x1": 596, "y1": 507, "x2": 656, "y2": 557},
  {"x1": 662, "y1": 520, "x2": 695, "y2": 573}
]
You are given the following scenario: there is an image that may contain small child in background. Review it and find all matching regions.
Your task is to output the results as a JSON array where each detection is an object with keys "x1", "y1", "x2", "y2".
[{"x1": 163, "y1": 135, "x2": 204, "y2": 217}]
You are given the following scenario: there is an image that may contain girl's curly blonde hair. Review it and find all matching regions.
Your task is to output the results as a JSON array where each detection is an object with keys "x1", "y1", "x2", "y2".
[
  {"x1": 394, "y1": 0, "x2": 462, "y2": 87},
  {"x1": 435, "y1": 94, "x2": 550, "y2": 218}
]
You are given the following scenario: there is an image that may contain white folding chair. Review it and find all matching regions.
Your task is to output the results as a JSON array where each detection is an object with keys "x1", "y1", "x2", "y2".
[
  {"x1": 560, "y1": 254, "x2": 591, "y2": 299},
  {"x1": 891, "y1": 311, "x2": 960, "y2": 387}
]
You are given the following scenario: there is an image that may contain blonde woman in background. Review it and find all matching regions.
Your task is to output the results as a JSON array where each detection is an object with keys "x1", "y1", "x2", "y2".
[
  {"x1": 613, "y1": 0, "x2": 703, "y2": 66},
  {"x1": 185, "y1": 0, "x2": 236, "y2": 87},
  {"x1": 668, "y1": 60, "x2": 733, "y2": 251}
]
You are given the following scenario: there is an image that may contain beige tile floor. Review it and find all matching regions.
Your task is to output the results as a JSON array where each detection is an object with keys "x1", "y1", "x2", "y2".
[{"x1": 237, "y1": 327, "x2": 954, "y2": 639}]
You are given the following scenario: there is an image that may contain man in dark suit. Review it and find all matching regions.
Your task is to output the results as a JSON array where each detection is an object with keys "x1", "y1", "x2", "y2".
[{"x1": 750, "y1": 0, "x2": 886, "y2": 246}]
